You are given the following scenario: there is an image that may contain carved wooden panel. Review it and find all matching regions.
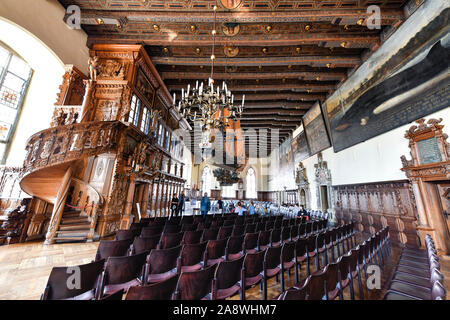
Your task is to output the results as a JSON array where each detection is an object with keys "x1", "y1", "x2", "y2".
[{"x1": 333, "y1": 180, "x2": 418, "y2": 247}]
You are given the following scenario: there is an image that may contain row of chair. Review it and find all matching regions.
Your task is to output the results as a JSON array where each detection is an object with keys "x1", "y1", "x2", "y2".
[
  {"x1": 96, "y1": 219, "x2": 330, "y2": 262},
  {"x1": 277, "y1": 227, "x2": 390, "y2": 300},
  {"x1": 383, "y1": 235, "x2": 446, "y2": 300},
  {"x1": 42, "y1": 222, "x2": 355, "y2": 300}
]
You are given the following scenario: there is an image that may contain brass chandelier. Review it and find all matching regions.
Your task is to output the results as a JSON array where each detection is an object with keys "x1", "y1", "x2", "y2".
[{"x1": 171, "y1": 4, "x2": 245, "y2": 132}]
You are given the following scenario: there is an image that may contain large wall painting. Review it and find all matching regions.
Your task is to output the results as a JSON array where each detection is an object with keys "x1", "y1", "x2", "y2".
[
  {"x1": 303, "y1": 101, "x2": 331, "y2": 155},
  {"x1": 326, "y1": 32, "x2": 450, "y2": 152},
  {"x1": 291, "y1": 122, "x2": 310, "y2": 163}
]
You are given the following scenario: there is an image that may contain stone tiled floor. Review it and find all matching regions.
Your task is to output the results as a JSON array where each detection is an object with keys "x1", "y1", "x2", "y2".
[{"x1": 0, "y1": 235, "x2": 448, "y2": 300}]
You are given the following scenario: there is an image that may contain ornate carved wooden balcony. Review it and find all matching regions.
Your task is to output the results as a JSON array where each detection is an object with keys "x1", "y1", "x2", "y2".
[{"x1": 22, "y1": 121, "x2": 125, "y2": 177}]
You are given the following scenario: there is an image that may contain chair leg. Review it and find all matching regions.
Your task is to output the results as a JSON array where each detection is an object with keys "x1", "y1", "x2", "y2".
[
  {"x1": 349, "y1": 278, "x2": 355, "y2": 300},
  {"x1": 357, "y1": 271, "x2": 364, "y2": 300},
  {"x1": 306, "y1": 257, "x2": 311, "y2": 277},
  {"x1": 315, "y1": 253, "x2": 320, "y2": 271},
  {"x1": 262, "y1": 278, "x2": 267, "y2": 300},
  {"x1": 281, "y1": 270, "x2": 285, "y2": 292},
  {"x1": 324, "y1": 249, "x2": 329, "y2": 266}
]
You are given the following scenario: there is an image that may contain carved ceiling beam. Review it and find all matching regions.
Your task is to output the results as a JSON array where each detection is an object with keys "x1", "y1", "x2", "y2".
[
  {"x1": 233, "y1": 93, "x2": 324, "y2": 101},
  {"x1": 241, "y1": 115, "x2": 302, "y2": 121},
  {"x1": 80, "y1": 9, "x2": 403, "y2": 25},
  {"x1": 239, "y1": 102, "x2": 311, "y2": 109},
  {"x1": 243, "y1": 109, "x2": 305, "y2": 115},
  {"x1": 151, "y1": 55, "x2": 360, "y2": 68},
  {"x1": 161, "y1": 71, "x2": 346, "y2": 81},
  {"x1": 87, "y1": 34, "x2": 378, "y2": 49},
  {"x1": 168, "y1": 83, "x2": 335, "y2": 92}
]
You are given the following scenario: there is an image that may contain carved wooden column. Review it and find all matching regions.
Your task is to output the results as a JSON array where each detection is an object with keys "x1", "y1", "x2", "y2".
[
  {"x1": 140, "y1": 183, "x2": 151, "y2": 218},
  {"x1": 44, "y1": 166, "x2": 73, "y2": 245},
  {"x1": 121, "y1": 176, "x2": 136, "y2": 230}
]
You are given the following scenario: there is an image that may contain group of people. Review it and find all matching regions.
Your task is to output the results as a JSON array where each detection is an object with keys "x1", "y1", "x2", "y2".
[{"x1": 171, "y1": 192, "x2": 311, "y2": 220}]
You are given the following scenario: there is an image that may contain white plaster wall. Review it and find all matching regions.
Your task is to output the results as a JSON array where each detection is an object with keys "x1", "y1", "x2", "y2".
[
  {"x1": 301, "y1": 107, "x2": 450, "y2": 210},
  {"x1": 0, "y1": 0, "x2": 89, "y2": 74}
]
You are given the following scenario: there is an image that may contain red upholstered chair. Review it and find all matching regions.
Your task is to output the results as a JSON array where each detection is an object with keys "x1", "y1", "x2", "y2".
[
  {"x1": 182, "y1": 230, "x2": 203, "y2": 245},
  {"x1": 173, "y1": 264, "x2": 217, "y2": 300},
  {"x1": 315, "y1": 232, "x2": 328, "y2": 270},
  {"x1": 295, "y1": 237, "x2": 308, "y2": 282},
  {"x1": 177, "y1": 242, "x2": 208, "y2": 273},
  {"x1": 202, "y1": 228, "x2": 219, "y2": 242},
  {"x1": 245, "y1": 223, "x2": 257, "y2": 234},
  {"x1": 281, "y1": 226, "x2": 292, "y2": 243},
  {"x1": 41, "y1": 260, "x2": 105, "y2": 300},
  {"x1": 212, "y1": 256, "x2": 245, "y2": 300},
  {"x1": 99, "y1": 289, "x2": 124, "y2": 300},
  {"x1": 280, "y1": 241, "x2": 297, "y2": 293},
  {"x1": 232, "y1": 224, "x2": 245, "y2": 236},
  {"x1": 276, "y1": 279, "x2": 308, "y2": 300},
  {"x1": 125, "y1": 275, "x2": 179, "y2": 300},
  {"x1": 205, "y1": 238, "x2": 228, "y2": 266},
  {"x1": 115, "y1": 229, "x2": 138, "y2": 241},
  {"x1": 95, "y1": 239, "x2": 132, "y2": 261},
  {"x1": 244, "y1": 232, "x2": 259, "y2": 254},
  {"x1": 158, "y1": 232, "x2": 184, "y2": 249},
  {"x1": 258, "y1": 230, "x2": 271, "y2": 251},
  {"x1": 218, "y1": 226, "x2": 233, "y2": 240},
  {"x1": 98, "y1": 251, "x2": 148, "y2": 298},
  {"x1": 145, "y1": 245, "x2": 182, "y2": 284},
  {"x1": 181, "y1": 223, "x2": 197, "y2": 232},
  {"x1": 130, "y1": 235, "x2": 160, "y2": 255},
  {"x1": 242, "y1": 250, "x2": 266, "y2": 300},
  {"x1": 324, "y1": 262, "x2": 343, "y2": 300},
  {"x1": 270, "y1": 228, "x2": 282, "y2": 247},
  {"x1": 262, "y1": 246, "x2": 282, "y2": 300},
  {"x1": 226, "y1": 235, "x2": 245, "y2": 261},
  {"x1": 140, "y1": 225, "x2": 164, "y2": 238}
]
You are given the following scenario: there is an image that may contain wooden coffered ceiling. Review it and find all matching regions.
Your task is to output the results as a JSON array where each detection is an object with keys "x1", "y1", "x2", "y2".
[{"x1": 58, "y1": 0, "x2": 410, "y2": 156}]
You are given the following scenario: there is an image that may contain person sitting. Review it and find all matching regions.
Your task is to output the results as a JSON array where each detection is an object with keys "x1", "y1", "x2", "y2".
[{"x1": 297, "y1": 204, "x2": 308, "y2": 219}]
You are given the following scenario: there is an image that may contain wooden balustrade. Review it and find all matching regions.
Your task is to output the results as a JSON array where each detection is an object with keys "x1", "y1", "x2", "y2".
[{"x1": 22, "y1": 121, "x2": 125, "y2": 176}]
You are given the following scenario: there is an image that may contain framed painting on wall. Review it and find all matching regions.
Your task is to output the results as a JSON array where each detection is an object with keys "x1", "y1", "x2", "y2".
[{"x1": 303, "y1": 100, "x2": 331, "y2": 156}]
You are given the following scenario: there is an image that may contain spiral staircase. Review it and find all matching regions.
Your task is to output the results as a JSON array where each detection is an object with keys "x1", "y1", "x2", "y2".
[{"x1": 19, "y1": 120, "x2": 124, "y2": 244}]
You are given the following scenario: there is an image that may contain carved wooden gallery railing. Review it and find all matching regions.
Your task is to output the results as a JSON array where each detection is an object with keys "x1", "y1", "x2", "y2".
[{"x1": 22, "y1": 121, "x2": 125, "y2": 175}]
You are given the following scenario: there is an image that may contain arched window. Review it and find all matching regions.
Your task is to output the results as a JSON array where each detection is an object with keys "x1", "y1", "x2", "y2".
[
  {"x1": 0, "y1": 44, "x2": 32, "y2": 163},
  {"x1": 246, "y1": 167, "x2": 257, "y2": 199},
  {"x1": 201, "y1": 166, "x2": 212, "y2": 196}
]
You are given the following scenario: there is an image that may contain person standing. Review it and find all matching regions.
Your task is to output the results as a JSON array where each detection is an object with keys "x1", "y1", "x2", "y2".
[
  {"x1": 235, "y1": 201, "x2": 246, "y2": 216},
  {"x1": 248, "y1": 200, "x2": 255, "y2": 215},
  {"x1": 217, "y1": 197, "x2": 224, "y2": 216},
  {"x1": 200, "y1": 193, "x2": 211, "y2": 219},
  {"x1": 170, "y1": 193, "x2": 179, "y2": 219},
  {"x1": 178, "y1": 191, "x2": 185, "y2": 217}
]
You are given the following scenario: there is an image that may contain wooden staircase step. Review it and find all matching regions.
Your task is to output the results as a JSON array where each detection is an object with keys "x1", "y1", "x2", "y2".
[
  {"x1": 54, "y1": 237, "x2": 87, "y2": 243},
  {"x1": 60, "y1": 217, "x2": 90, "y2": 225},
  {"x1": 59, "y1": 224, "x2": 90, "y2": 231},
  {"x1": 56, "y1": 230, "x2": 90, "y2": 235}
]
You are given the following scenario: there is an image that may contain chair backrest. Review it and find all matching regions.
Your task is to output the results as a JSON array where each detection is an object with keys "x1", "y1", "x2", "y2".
[
  {"x1": 115, "y1": 229, "x2": 138, "y2": 241},
  {"x1": 274, "y1": 220, "x2": 282, "y2": 229},
  {"x1": 338, "y1": 255, "x2": 351, "y2": 281},
  {"x1": 308, "y1": 270, "x2": 326, "y2": 300},
  {"x1": 245, "y1": 223, "x2": 256, "y2": 234},
  {"x1": 132, "y1": 235, "x2": 160, "y2": 254},
  {"x1": 147, "y1": 245, "x2": 182, "y2": 275},
  {"x1": 232, "y1": 224, "x2": 245, "y2": 236},
  {"x1": 42, "y1": 259, "x2": 105, "y2": 300},
  {"x1": 95, "y1": 239, "x2": 132, "y2": 261},
  {"x1": 290, "y1": 225, "x2": 298, "y2": 239},
  {"x1": 243, "y1": 250, "x2": 265, "y2": 278},
  {"x1": 181, "y1": 223, "x2": 197, "y2": 232},
  {"x1": 316, "y1": 232, "x2": 326, "y2": 250},
  {"x1": 324, "y1": 262, "x2": 340, "y2": 298},
  {"x1": 306, "y1": 236, "x2": 316, "y2": 253},
  {"x1": 265, "y1": 221, "x2": 275, "y2": 230},
  {"x1": 175, "y1": 264, "x2": 217, "y2": 300},
  {"x1": 281, "y1": 227, "x2": 291, "y2": 242},
  {"x1": 103, "y1": 251, "x2": 148, "y2": 287},
  {"x1": 271, "y1": 228, "x2": 282, "y2": 243},
  {"x1": 213, "y1": 256, "x2": 245, "y2": 297},
  {"x1": 279, "y1": 280, "x2": 308, "y2": 300},
  {"x1": 183, "y1": 230, "x2": 204, "y2": 245},
  {"x1": 295, "y1": 238, "x2": 307, "y2": 257},
  {"x1": 223, "y1": 220, "x2": 235, "y2": 227},
  {"x1": 159, "y1": 232, "x2": 184, "y2": 249},
  {"x1": 281, "y1": 241, "x2": 296, "y2": 263},
  {"x1": 180, "y1": 242, "x2": 208, "y2": 268},
  {"x1": 235, "y1": 216, "x2": 245, "y2": 225},
  {"x1": 141, "y1": 225, "x2": 164, "y2": 238},
  {"x1": 207, "y1": 238, "x2": 228, "y2": 260},
  {"x1": 298, "y1": 223, "x2": 306, "y2": 236},
  {"x1": 226, "y1": 235, "x2": 245, "y2": 256},
  {"x1": 218, "y1": 226, "x2": 233, "y2": 240},
  {"x1": 100, "y1": 289, "x2": 124, "y2": 300},
  {"x1": 244, "y1": 232, "x2": 259, "y2": 252},
  {"x1": 163, "y1": 224, "x2": 182, "y2": 234},
  {"x1": 264, "y1": 246, "x2": 282, "y2": 270},
  {"x1": 349, "y1": 248, "x2": 359, "y2": 272},
  {"x1": 258, "y1": 230, "x2": 271, "y2": 248},
  {"x1": 181, "y1": 216, "x2": 194, "y2": 225},
  {"x1": 282, "y1": 220, "x2": 290, "y2": 227},
  {"x1": 202, "y1": 228, "x2": 219, "y2": 241},
  {"x1": 125, "y1": 275, "x2": 179, "y2": 300}
]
